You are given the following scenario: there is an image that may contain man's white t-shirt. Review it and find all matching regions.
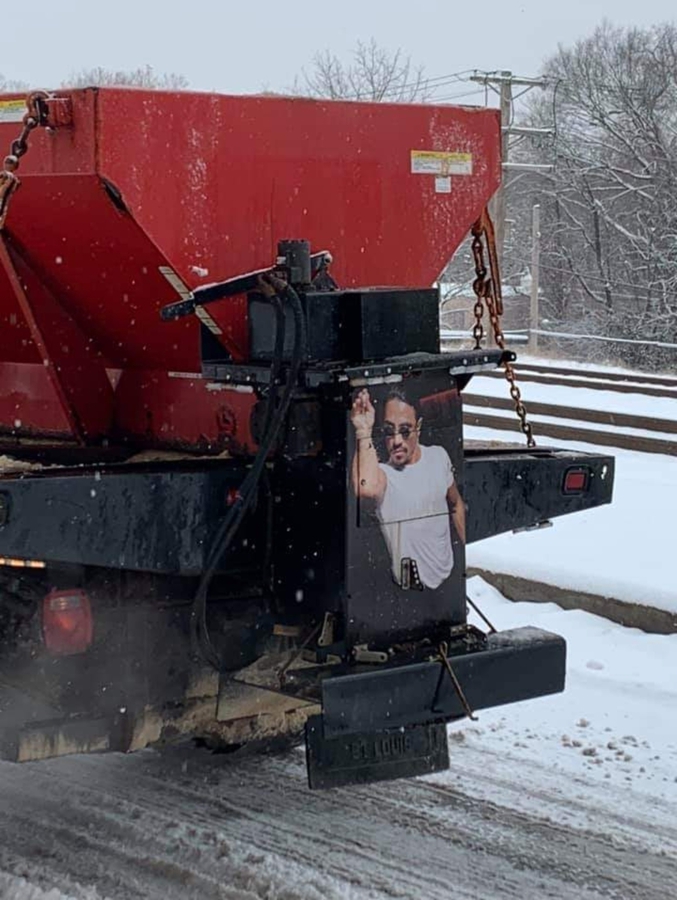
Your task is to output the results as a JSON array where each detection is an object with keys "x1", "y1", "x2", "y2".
[{"x1": 376, "y1": 444, "x2": 454, "y2": 590}]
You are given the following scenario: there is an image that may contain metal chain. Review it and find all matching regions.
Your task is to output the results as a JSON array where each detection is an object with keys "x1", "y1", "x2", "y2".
[
  {"x1": 470, "y1": 210, "x2": 536, "y2": 448},
  {"x1": 0, "y1": 92, "x2": 49, "y2": 229},
  {"x1": 470, "y1": 233, "x2": 486, "y2": 350}
]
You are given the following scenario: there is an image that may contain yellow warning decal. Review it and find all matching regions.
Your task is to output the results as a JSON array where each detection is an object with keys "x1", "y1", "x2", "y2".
[
  {"x1": 410, "y1": 150, "x2": 473, "y2": 176},
  {"x1": 0, "y1": 100, "x2": 26, "y2": 124}
]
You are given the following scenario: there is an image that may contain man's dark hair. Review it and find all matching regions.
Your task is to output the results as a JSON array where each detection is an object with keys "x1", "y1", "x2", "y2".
[{"x1": 383, "y1": 388, "x2": 421, "y2": 419}]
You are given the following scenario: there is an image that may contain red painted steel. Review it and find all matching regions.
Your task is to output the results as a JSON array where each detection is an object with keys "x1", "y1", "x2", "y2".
[
  {"x1": 113, "y1": 370, "x2": 254, "y2": 454},
  {"x1": 0, "y1": 234, "x2": 114, "y2": 440},
  {"x1": 0, "y1": 88, "x2": 501, "y2": 450}
]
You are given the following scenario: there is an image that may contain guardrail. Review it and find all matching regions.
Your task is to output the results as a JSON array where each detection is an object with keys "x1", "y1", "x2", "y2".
[
  {"x1": 440, "y1": 327, "x2": 677, "y2": 352},
  {"x1": 462, "y1": 364, "x2": 677, "y2": 456}
]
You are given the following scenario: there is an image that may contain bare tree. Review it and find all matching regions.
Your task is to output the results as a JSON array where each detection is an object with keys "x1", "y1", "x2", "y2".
[
  {"x1": 0, "y1": 74, "x2": 30, "y2": 93},
  {"x1": 62, "y1": 65, "x2": 188, "y2": 90},
  {"x1": 297, "y1": 39, "x2": 430, "y2": 102},
  {"x1": 507, "y1": 22, "x2": 677, "y2": 368}
]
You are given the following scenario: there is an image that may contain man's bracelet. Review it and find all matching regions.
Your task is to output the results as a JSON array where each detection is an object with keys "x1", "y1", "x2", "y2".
[{"x1": 355, "y1": 431, "x2": 373, "y2": 442}]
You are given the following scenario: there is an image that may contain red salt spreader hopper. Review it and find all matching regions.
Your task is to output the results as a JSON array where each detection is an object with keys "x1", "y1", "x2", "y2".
[{"x1": 0, "y1": 88, "x2": 500, "y2": 450}]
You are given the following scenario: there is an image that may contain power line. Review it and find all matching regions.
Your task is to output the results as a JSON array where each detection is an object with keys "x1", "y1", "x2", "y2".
[
  {"x1": 385, "y1": 68, "x2": 474, "y2": 94},
  {"x1": 346, "y1": 68, "x2": 475, "y2": 102},
  {"x1": 419, "y1": 69, "x2": 475, "y2": 89},
  {"x1": 509, "y1": 252, "x2": 676, "y2": 297},
  {"x1": 431, "y1": 88, "x2": 486, "y2": 103}
]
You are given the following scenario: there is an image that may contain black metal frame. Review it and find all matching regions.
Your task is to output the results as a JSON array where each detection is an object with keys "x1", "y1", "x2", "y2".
[{"x1": 303, "y1": 625, "x2": 566, "y2": 788}]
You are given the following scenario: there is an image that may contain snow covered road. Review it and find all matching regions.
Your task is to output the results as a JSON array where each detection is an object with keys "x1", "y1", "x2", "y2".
[
  {"x1": 1, "y1": 741, "x2": 674, "y2": 900},
  {"x1": 1, "y1": 578, "x2": 675, "y2": 900}
]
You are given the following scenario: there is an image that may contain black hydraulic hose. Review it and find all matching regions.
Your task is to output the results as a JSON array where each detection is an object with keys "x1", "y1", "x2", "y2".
[
  {"x1": 201, "y1": 293, "x2": 294, "y2": 572},
  {"x1": 207, "y1": 285, "x2": 304, "y2": 568},
  {"x1": 190, "y1": 292, "x2": 286, "y2": 667},
  {"x1": 198, "y1": 297, "x2": 287, "y2": 582},
  {"x1": 191, "y1": 285, "x2": 306, "y2": 668},
  {"x1": 259, "y1": 294, "x2": 287, "y2": 444},
  {"x1": 190, "y1": 295, "x2": 285, "y2": 668}
]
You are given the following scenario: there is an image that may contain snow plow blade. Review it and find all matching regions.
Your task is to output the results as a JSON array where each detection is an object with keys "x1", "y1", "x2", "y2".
[{"x1": 305, "y1": 626, "x2": 564, "y2": 789}]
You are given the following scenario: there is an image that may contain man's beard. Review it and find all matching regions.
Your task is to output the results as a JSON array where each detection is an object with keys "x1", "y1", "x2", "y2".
[{"x1": 389, "y1": 451, "x2": 408, "y2": 470}]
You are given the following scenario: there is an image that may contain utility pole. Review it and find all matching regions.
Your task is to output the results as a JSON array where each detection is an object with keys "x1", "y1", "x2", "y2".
[
  {"x1": 495, "y1": 74, "x2": 512, "y2": 264},
  {"x1": 530, "y1": 203, "x2": 540, "y2": 353},
  {"x1": 470, "y1": 71, "x2": 550, "y2": 268}
]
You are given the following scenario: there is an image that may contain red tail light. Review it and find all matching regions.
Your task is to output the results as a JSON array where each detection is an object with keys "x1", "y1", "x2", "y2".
[
  {"x1": 562, "y1": 467, "x2": 589, "y2": 495},
  {"x1": 42, "y1": 589, "x2": 94, "y2": 655}
]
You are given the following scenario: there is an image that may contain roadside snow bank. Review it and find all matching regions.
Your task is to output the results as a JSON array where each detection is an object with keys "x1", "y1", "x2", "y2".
[{"x1": 439, "y1": 577, "x2": 677, "y2": 850}]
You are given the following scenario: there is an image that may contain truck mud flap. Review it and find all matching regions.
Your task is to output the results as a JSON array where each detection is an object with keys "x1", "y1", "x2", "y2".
[
  {"x1": 305, "y1": 626, "x2": 564, "y2": 788},
  {"x1": 306, "y1": 717, "x2": 449, "y2": 790}
]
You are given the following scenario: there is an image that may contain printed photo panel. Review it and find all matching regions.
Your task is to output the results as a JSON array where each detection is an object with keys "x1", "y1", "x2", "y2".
[{"x1": 345, "y1": 370, "x2": 466, "y2": 646}]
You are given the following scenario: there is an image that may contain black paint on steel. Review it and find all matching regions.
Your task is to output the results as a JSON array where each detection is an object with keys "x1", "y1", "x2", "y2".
[
  {"x1": 0, "y1": 462, "x2": 267, "y2": 575},
  {"x1": 278, "y1": 240, "x2": 312, "y2": 287},
  {"x1": 248, "y1": 287, "x2": 440, "y2": 365},
  {"x1": 0, "y1": 435, "x2": 614, "y2": 579},
  {"x1": 463, "y1": 449, "x2": 614, "y2": 543},
  {"x1": 160, "y1": 251, "x2": 332, "y2": 321},
  {"x1": 202, "y1": 349, "x2": 508, "y2": 388},
  {"x1": 320, "y1": 626, "x2": 566, "y2": 737}
]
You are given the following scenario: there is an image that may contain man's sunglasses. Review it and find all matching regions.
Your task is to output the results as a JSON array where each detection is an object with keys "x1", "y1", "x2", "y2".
[{"x1": 381, "y1": 423, "x2": 419, "y2": 439}]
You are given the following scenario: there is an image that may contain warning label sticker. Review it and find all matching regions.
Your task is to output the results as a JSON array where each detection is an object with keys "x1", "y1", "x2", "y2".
[
  {"x1": 410, "y1": 150, "x2": 473, "y2": 176},
  {"x1": 0, "y1": 100, "x2": 26, "y2": 124}
]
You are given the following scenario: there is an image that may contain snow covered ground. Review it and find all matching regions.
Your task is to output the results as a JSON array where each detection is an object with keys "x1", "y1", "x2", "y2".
[
  {"x1": 465, "y1": 360, "x2": 677, "y2": 615},
  {"x1": 457, "y1": 576, "x2": 677, "y2": 829}
]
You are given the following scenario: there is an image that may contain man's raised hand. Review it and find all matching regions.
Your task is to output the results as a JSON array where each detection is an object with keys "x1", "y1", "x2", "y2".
[{"x1": 350, "y1": 388, "x2": 375, "y2": 439}]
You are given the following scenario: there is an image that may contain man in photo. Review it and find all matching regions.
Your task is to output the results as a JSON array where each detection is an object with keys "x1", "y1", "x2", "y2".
[{"x1": 350, "y1": 387, "x2": 465, "y2": 590}]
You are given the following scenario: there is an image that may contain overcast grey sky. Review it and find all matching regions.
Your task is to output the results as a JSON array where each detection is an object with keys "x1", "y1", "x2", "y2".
[{"x1": 2, "y1": 0, "x2": 675, "y2": 96}]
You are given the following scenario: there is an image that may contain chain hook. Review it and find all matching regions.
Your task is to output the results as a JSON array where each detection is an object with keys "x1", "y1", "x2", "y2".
[{"x1": 0, "y1": 91, "x2": 50, "y2": 230}]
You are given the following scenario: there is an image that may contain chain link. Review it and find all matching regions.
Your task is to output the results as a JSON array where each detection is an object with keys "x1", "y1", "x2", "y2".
[
  {"x1": 0, "y1": 92, "x2": 49, "y2": 229},
  {"x1": 470, "y1": 210, "x2": 536, "y2": 448},
  {"x1": 470, "y1": 233, "x2": 486, "y2": 350}
]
